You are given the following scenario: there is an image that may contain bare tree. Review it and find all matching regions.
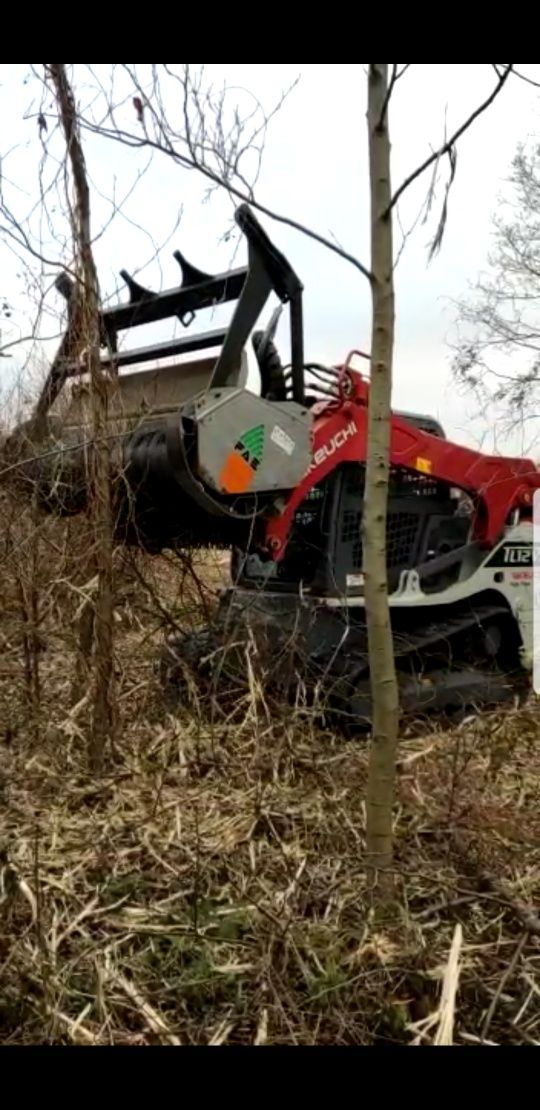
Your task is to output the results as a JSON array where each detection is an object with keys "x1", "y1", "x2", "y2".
[
  {"x1": 453, "y1": 138, "x2": 540, "y2": 432},
  {"x1": 46, "y1": 63, "x2": 115, "y2": 769},
  {"x1": 362, "y1": 62, "x2": 519, "y2": 897},
  {"x1": 363, "y1": 65, "x2": 398, "y2": 896}
]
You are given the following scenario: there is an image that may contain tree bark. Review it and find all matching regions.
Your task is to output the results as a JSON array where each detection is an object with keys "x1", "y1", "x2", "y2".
[
  {"x1": 363, "y1": 64, "x2": 399, "y2": 900},
  {"x1": 48, "y1": 64, "x2": 115, "y2": 770}
]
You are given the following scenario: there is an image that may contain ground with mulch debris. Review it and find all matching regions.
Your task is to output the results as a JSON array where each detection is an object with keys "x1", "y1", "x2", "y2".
[{"x1": 0, "y1": 548, "x2": 539, "y2": 1045}]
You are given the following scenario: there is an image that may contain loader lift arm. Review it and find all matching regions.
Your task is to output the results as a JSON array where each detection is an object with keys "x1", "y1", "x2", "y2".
[{"x1": 265, "y1": 368, "x2": 540, "y2": 558}]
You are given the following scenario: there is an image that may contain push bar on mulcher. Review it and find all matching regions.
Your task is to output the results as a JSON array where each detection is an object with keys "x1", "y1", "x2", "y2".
[{"x1": 33, "y1": 205, "x2": 307, "y2": 432}]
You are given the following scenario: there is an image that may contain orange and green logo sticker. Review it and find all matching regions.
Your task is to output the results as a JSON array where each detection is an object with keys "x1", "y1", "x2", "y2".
[{"x1": 220, "y1": 424, "x2": 264, "y2": 494}]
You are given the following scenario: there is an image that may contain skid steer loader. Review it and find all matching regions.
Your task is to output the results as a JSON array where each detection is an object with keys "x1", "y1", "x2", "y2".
[{"x1": 16, "y1": 204, "x2": 540, "y2": 728}]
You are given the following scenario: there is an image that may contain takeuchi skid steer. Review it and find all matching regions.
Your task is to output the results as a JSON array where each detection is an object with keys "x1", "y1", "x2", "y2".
[{"x1": 24, "y1": 204, "x2": 540, "y2": 728}]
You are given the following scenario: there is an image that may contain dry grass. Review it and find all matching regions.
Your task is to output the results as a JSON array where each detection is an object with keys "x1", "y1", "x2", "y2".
[{"x1": 0, "y1": 545, "x2": 539, "y2": 1045}]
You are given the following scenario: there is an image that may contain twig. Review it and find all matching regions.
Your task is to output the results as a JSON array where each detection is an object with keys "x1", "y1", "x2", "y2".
[
  {"x1": 377, "y1": 64, "x2": 411, "y2": 130},
  {"x1": 510, "y1": 68, "x2": 540, "y2": 89},
  {"x1": 451, "y1": 832, "x2": 540, "y2": 937},
  {"x1": 415, "y1": 892, "x2": 482, "y2": 921},
  {"x1": 108, "y1": 970, "x2": 181, "y2": 1045},
  {"x1": 387, "y1": 64, "x2": 514, "y2": 214},
  {"x1": 481, "y1": 933, "x2": 527, "y2": 1043},
  {"x1": 377, "y1": 64, "x2": 399, "y2": 130},
  {"x1": 51, "y1": 1006, "x2": 96, "y2": 1045},
  {"x1": 434, "y1": 923, "x2": 463, "y2": 1046}
]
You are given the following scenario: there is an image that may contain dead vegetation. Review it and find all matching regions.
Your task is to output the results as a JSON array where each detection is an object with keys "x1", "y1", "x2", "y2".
[{"x1": 0, "y1": 499, "x2": 538, "y2": 1046}]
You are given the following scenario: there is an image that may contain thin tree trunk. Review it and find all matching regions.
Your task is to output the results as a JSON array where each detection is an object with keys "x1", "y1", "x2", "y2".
[
  {"x1": 48, "y1": 63, "x2": 115, "y2": 770},
  {"x1": 363, "y1": 63, "x2": 399, "y2": 901}
]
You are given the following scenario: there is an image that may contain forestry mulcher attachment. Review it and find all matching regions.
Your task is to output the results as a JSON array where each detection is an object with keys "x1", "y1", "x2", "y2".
[{"x1": 22, "y1": 205, "x2": 540, "y2": 728}]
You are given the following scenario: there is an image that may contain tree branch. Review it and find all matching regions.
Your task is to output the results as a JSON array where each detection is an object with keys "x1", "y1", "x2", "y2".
[
  {"x1": 509, "y1": 67, "x2": 540, "y2": 89},
  {"x1": 377, "y1": 64, "x2": 398, "y2": 130},
  {"x1": 77, "y1": 63, "x2": 373, "y2": 283},
  {"x1": 387, "y1": 64, "x2": 515, "y2": 215},
  {"x1": 377, "y1": 64, "x2": 412, "y2": 130},
  {"x1": 84, "y1": 123, "x2": 374, "y2": 282}
]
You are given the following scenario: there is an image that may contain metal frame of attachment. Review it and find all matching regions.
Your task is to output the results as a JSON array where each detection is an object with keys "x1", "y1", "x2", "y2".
[{"x1": 33, "y1": 204, "x2": 306, "y2": 434}]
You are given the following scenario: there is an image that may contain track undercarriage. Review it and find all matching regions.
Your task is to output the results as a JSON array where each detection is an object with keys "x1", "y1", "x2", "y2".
[{"x1": 160, "y1": 586, "x2": 527, "y2": 734}]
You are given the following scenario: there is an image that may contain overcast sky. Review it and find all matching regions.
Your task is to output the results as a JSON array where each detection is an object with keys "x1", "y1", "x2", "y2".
[{"x1": 1, "y1": 64, "x2": 540, "y2": 452}]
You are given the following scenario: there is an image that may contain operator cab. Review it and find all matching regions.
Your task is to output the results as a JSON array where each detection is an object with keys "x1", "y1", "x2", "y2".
[
  {"x1": 233, "y1": 458, "x2": 471, "y2": 598},
  {"x1": 395, "y1": 411, "x2": 446, "y2": 439}
]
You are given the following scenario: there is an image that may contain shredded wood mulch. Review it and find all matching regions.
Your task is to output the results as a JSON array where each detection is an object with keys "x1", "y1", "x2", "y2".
[{"x1": 0, "y1": 543, "x2": 538, "y2": 1045}]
